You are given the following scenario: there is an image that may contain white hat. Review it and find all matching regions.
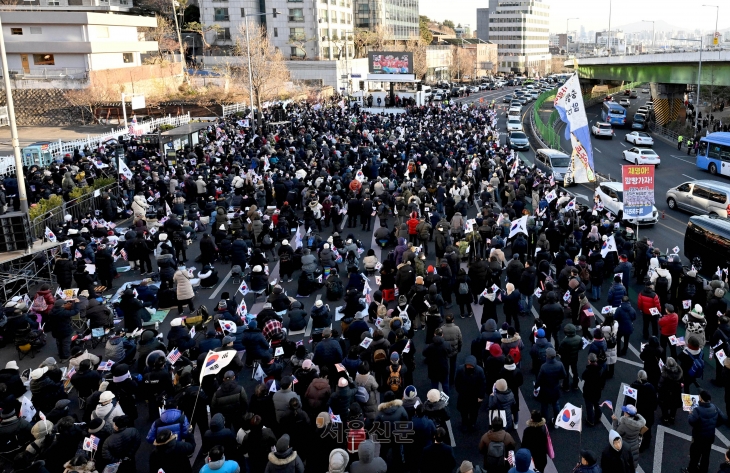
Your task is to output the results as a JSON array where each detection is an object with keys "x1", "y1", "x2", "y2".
[
  {"x1": 282, "y1": 239, "x2": 289, "y2": 246},
  {"x1": 315, "y1": 300, "x2": 323, "y2": 308},
  {"x1": 30, "y1": 367, "x2": 48, "y2": 380},
  {"x1": 323, "y1": 243, "x2": 330, "y2": 249},
  {"x1": 253, "y1": 265, "x2": 263, "y2": 272},
  {"x1": 64, "y1": 214, "x2": 72, "y2": 222},
  {"x1": 68, "y1": 229, "x2": 78, "y2": 235},
  {"x1": 427, "y1": 389, "x2": 441, "y2": 403},
  {"x1": 5, "y1": 361, "x2": 18, "y2": 370},
  {"x1": 99, "y1": 391, "x2": 115, "y2": 403},
  {"x1": 170, "y1": 317, "x2": 184, "y2": 327},
  {"x1": 159, "y1": 234, "x2": 168, "y2": 242}
]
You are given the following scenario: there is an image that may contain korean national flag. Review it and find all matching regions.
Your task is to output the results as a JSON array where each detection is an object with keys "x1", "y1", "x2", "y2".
[
  {"x1": 554, "y1": 402, "x2": 582, "y2": 432},
  {"x1": 601, "y1": 234, "x2": 617, "y2": 258},
  {"x1": 508, "y1": 215, "x2": 528, "y2": 239}
]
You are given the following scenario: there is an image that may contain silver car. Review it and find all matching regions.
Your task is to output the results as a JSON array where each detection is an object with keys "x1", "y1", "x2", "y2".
[
  {"x1": 666, "y1": 180, "x2": 730, "y2": 218},
  {"x1": 534, "y1": 148, "x2": 573, "y2": 186}
]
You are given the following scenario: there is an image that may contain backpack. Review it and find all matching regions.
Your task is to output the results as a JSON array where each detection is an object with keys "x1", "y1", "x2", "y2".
[
  {"x1": 459, "y1": 282, "x2": 469, "y2": 295},
  {"x1": 171, "y1": 232, "x2": 184, "y2": 246},
  {"x1": 373, "y1": 348, "x2": 388, "y2": 363},
  {"x1": 355, "y1": 386, "x2": 369, "y2": 403},
  {"x1": 655, "y1": 275, "x2": 669, "y2": 294},
  {"x1": 688, "y1": 352, "x2": 705, "y2": 379},
  {"x1": 596, "y1": 346, "x2": 608, "y2": 364},
  {"x1": 279, "y1": 251, "x2": 292, "y2": 263},
  {"x1": 387, "y1": 250, "x2": 397, "y2": 264},
  {"x1": 537, "y1": 344, "x2": 548, "y2": 363},
  {"x1": 508, "y1": 346, "x2": 521, "y2": 364},
  {"x1": 485, "y1": 440, "x2": 506, "y2": 469},
  {"x1": 32, "y1": 294, "x2": 48, "y2": 313},
  {"x1": 262, "y1": 234, "x2": 273, "y2": 246},
  {"x1": 685, "y1": 281, "x2": 697, "y2": 298},
  {"x1": 605, "y1": 330, "x2": 617, "y2": 349},
  {"x1": 579, "y1": 265, "x2": 590, "y2": 283},
  {"x1": 387, "y1": 365, "x2": 403, "y2": 392}
]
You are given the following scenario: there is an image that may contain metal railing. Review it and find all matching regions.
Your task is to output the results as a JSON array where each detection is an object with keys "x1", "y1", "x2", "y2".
[
  {"x1": 649, "y1": 122, "x2": 680, "y2": 142},
  {"x1": 1, "y1": 68, "x2": 88, "y2": 80},
  {"x1": 30, "y1": 180, "x2": 122, "y2": 241}
]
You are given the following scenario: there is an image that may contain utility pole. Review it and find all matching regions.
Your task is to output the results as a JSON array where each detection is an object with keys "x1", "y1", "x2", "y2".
[{"x1": 0, "y1": 17, "x2": 28, "y2": 213}]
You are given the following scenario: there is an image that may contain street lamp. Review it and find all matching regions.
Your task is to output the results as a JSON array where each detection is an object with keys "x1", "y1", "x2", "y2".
[
  {"x1": 673, "y1": 37, "x2": 703, "y2": 133},
  {"x1": 242, "y1": 9, "x2": 279, "y2": 115},
  {"x1": 702, "y1": 4, "x2": 720, "y2": 50},
  {"x1": 607, "y1": 0, "x2": 612, "y2": 56},
  {"x1": 642, "y1": 20, "x2": 654, "y2": 52},
  {"x1": 566, "y1": 17, "x2": 579, "y2": 55}
]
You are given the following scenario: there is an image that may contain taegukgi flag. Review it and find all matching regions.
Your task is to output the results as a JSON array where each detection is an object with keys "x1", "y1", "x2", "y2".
[
  {"x1": 199, "y1": 350, "x2": 238, "y2": 382},
  {"x1": 554, "y1": 74, "x2": 596, "y2": 183},
  {"x1": 555, "y1": 402, "x2": 582, "y2": 431}
]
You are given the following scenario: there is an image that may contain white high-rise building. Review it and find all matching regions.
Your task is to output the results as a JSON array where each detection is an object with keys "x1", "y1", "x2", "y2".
[
  {"x1": 488, "y1": 0, "x2": 551, "y2": 75},
  {"x1": 199, "y1": 0, "x2": 354, "y2": 60}
]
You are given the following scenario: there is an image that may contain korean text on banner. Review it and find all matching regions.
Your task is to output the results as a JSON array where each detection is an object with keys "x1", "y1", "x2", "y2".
[
  {"x1": 621, "y1": 165, "x2": 655, "y2": 220},
  {"x1": 554, "y1": 73, "x2": 595, "y2": 183}
]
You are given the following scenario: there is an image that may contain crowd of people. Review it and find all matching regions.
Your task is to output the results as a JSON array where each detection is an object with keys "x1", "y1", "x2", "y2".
[{"x1": 2, "y1": 96, "x2": 730, "y2": 473}]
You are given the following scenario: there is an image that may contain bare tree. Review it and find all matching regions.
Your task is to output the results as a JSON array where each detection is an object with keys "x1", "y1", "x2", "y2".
[
  {"x1": 288, "y1": 34, "x2": 316, "y2": 60},
  {"x1": 139, "y1": 15, "x2": 180, "y2": 63},
  {"x1": 234, "y1": 23, "x2": 290, "y2": 126},
  {"x1": 185, "y1": 21, "x2": 221, "y2": 55},
  {"x1": 64, "y1": 75, "x2": 121, "y2": 125},
  {"x1": 404, "y1": 35, "x2": 428, "y2": 81},
  {"x1": 451, "y1": 46, "x2": 475, "y2": 81}
]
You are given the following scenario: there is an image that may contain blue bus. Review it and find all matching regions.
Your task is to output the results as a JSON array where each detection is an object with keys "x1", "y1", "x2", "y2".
[
  {"x1": 601, "y1": 102, "x2": 627, "y2": 126},
  {"x1": 696, "y1": 132, "x2": 730, "y2": 176}
]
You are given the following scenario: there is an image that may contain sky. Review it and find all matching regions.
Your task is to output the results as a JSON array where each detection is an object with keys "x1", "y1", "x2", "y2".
[{"x1": 419, "y1": 0, "x2": 729, "y2": 34}]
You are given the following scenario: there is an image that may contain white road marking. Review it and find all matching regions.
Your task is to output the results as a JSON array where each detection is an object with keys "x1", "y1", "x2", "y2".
[
  {"x1": 303, "y1": 294, "x2": 322, "y2": 337},
  {"x1": 446, "y1": 419, "x2": 456, "y2": 447},
  {"x1": 670, "y1": 155, "x2": 696, "y2": 165},
  {"x1": 682, "y1": 174, "x2": 696, "y2": 180},
  {"x1": 209, "y1": 269, "x2": 233, "y2": 299},
  {"x1": 653, "y1": 425, "x2": 727, "y2": 473},
  {"x1": 620, "y1": 142, "x2": 627, "y2": 147},
  {"x1": 594, "y1": 148, "x2": 602, "y2": 153}
]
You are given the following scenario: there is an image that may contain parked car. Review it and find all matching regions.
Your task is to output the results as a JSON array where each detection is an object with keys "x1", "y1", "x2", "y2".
[
  {"x1": 623, "y1": 147, "x2": 661, "y2": 165},
  {"x1": 625, "y1": 131, "x2": 654, "y2": 146},
  {"x1": 684, "y1": 215, "x2": 730, "y2": 273},
  {"x1": 667, "y1": 180, "x2": 730, "y2": 218},
  {"x1": 595, "y1": 181, "x2": 659, "y2": 225},
  {"x1": 591, "y1": 122, "x2": 614, "y2": 138}
]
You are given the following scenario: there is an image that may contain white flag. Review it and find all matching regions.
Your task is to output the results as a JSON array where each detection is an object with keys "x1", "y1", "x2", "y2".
[
  {"x1": 118, "y1": 160, "x2": 134, "y2": 180},
  {"x1": 601, "y1": 234, "x2": 617, "y2": 258},
  {"x1": 199, "y1": 350, "x2": 238, "y2": 382},
  {"x1": 19, "y1": 397, "x2": 36, "y2": 422},
  {"x1": 508, "y1": 215, "x2": 528, "y2": 239},
  {"x1": 554, "y1": 402, "x2": 582, "y2": 432}
]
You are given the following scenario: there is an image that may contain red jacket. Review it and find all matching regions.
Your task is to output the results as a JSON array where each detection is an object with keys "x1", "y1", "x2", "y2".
[
  {"x1": 658, "y1": 312, "x2": 679, "y2": 336},
  {"x1": 407, "y1": 218, "x2": 419, "y2": 235},
  {"x1": 637, "y1": 289, "x2": 661, "y2": 316}
]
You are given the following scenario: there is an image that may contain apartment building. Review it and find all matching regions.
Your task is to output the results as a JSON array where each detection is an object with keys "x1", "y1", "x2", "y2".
[{"x1": 488, "y1": 0, "x2": 551, "y2": 75}]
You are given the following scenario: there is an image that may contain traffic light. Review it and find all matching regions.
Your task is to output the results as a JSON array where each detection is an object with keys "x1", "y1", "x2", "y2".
[
  {"x1": 272, "y1": 8, "x2": 278, "y2": 17},
  {"x1": 359, "y1": 81, "x2": 365, "y2": 90}
]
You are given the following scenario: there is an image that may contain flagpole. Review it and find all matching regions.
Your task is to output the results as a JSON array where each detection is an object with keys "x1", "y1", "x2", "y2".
[{"x1": 190, "y1": 349, "x2": 211, "y2": 426}]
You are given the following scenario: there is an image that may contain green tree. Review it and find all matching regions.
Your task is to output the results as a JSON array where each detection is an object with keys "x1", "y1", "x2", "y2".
[
  {"x1": 419, "y1": 15, "x2": 433, "y2": 44},
  {"x1": 443, "y1": 19, "x2": 455, "y2": 29}
]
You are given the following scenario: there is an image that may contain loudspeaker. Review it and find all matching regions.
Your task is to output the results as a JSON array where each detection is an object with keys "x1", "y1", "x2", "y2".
[{"x1": 0, "y1": 212, "x2": 31, "y2": 252}]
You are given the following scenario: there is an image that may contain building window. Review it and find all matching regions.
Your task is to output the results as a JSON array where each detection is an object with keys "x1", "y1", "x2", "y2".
[
  {"x1": 33, "y1": 54, "x2": 54, "y2": 65},
  {"x1": 123, "y1": 53, "x2": 134, "y2": 63},
  {"x1": 322, "y1": 46, "x2": 330, "y2": 57},
  {"x1": 291, "y1": 46, "x2": 305, "y2": 58},
  {"x1": 214, "y1": 8, "x2": 229, "y2": 20},
  {"x1": 288, "y1": 8, "x2": 304, "y2": 22},
  {"x1": 241, "y1": 8, "x2": 246, "y2": 17},
  {"x1": 289, "y1": 27, "x2": 304, "y2": 40},
  {"x1": 29, "y1": 27, "x2": 42, "y2": 34},
  {"x1": 273, "y1": 27, "x2": 278, "y2": 37},
  {"x1": 217, "y1": 28, "x2": 231, "y2": 40},
  {"x1": 10, "y1": 28, "x2": 22, "y2": 35}
]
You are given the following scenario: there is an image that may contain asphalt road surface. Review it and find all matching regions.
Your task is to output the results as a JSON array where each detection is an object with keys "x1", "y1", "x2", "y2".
[{"x1": 6, "y1": 89, "x2": 730, "y2": 473}]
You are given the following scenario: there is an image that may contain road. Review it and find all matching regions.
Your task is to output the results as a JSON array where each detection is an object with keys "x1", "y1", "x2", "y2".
[{"x1": 2, "y1": 88, "x2": 728, "y2": 473}]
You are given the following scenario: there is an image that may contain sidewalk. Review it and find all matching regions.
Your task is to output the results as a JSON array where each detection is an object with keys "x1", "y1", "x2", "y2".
[{"x1": 0, "y1": 124, "x2": 117, "y2": 154}]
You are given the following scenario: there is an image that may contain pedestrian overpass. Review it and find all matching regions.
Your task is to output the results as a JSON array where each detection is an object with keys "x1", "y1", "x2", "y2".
[{"x1": 564, "y1": 50, "x2": 730, "y2": 125}]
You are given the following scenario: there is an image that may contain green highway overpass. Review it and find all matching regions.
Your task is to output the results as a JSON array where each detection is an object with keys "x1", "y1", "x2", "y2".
[{"x1": 564, "y1": 50, "x2": 730, "y2": 86}]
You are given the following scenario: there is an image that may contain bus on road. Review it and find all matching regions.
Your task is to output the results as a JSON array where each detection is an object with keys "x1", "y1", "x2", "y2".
[
  {"x1": 697, "y1": 132, "x2": 730, "y2": 177},
  {"x1": 601, "y1": 102, "x2": 627, "y2": 126}
]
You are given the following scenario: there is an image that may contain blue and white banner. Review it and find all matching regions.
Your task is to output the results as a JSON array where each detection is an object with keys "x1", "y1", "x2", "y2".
[{"x1": 554, "y1": 74, "x2": 596, "y2": 183}]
